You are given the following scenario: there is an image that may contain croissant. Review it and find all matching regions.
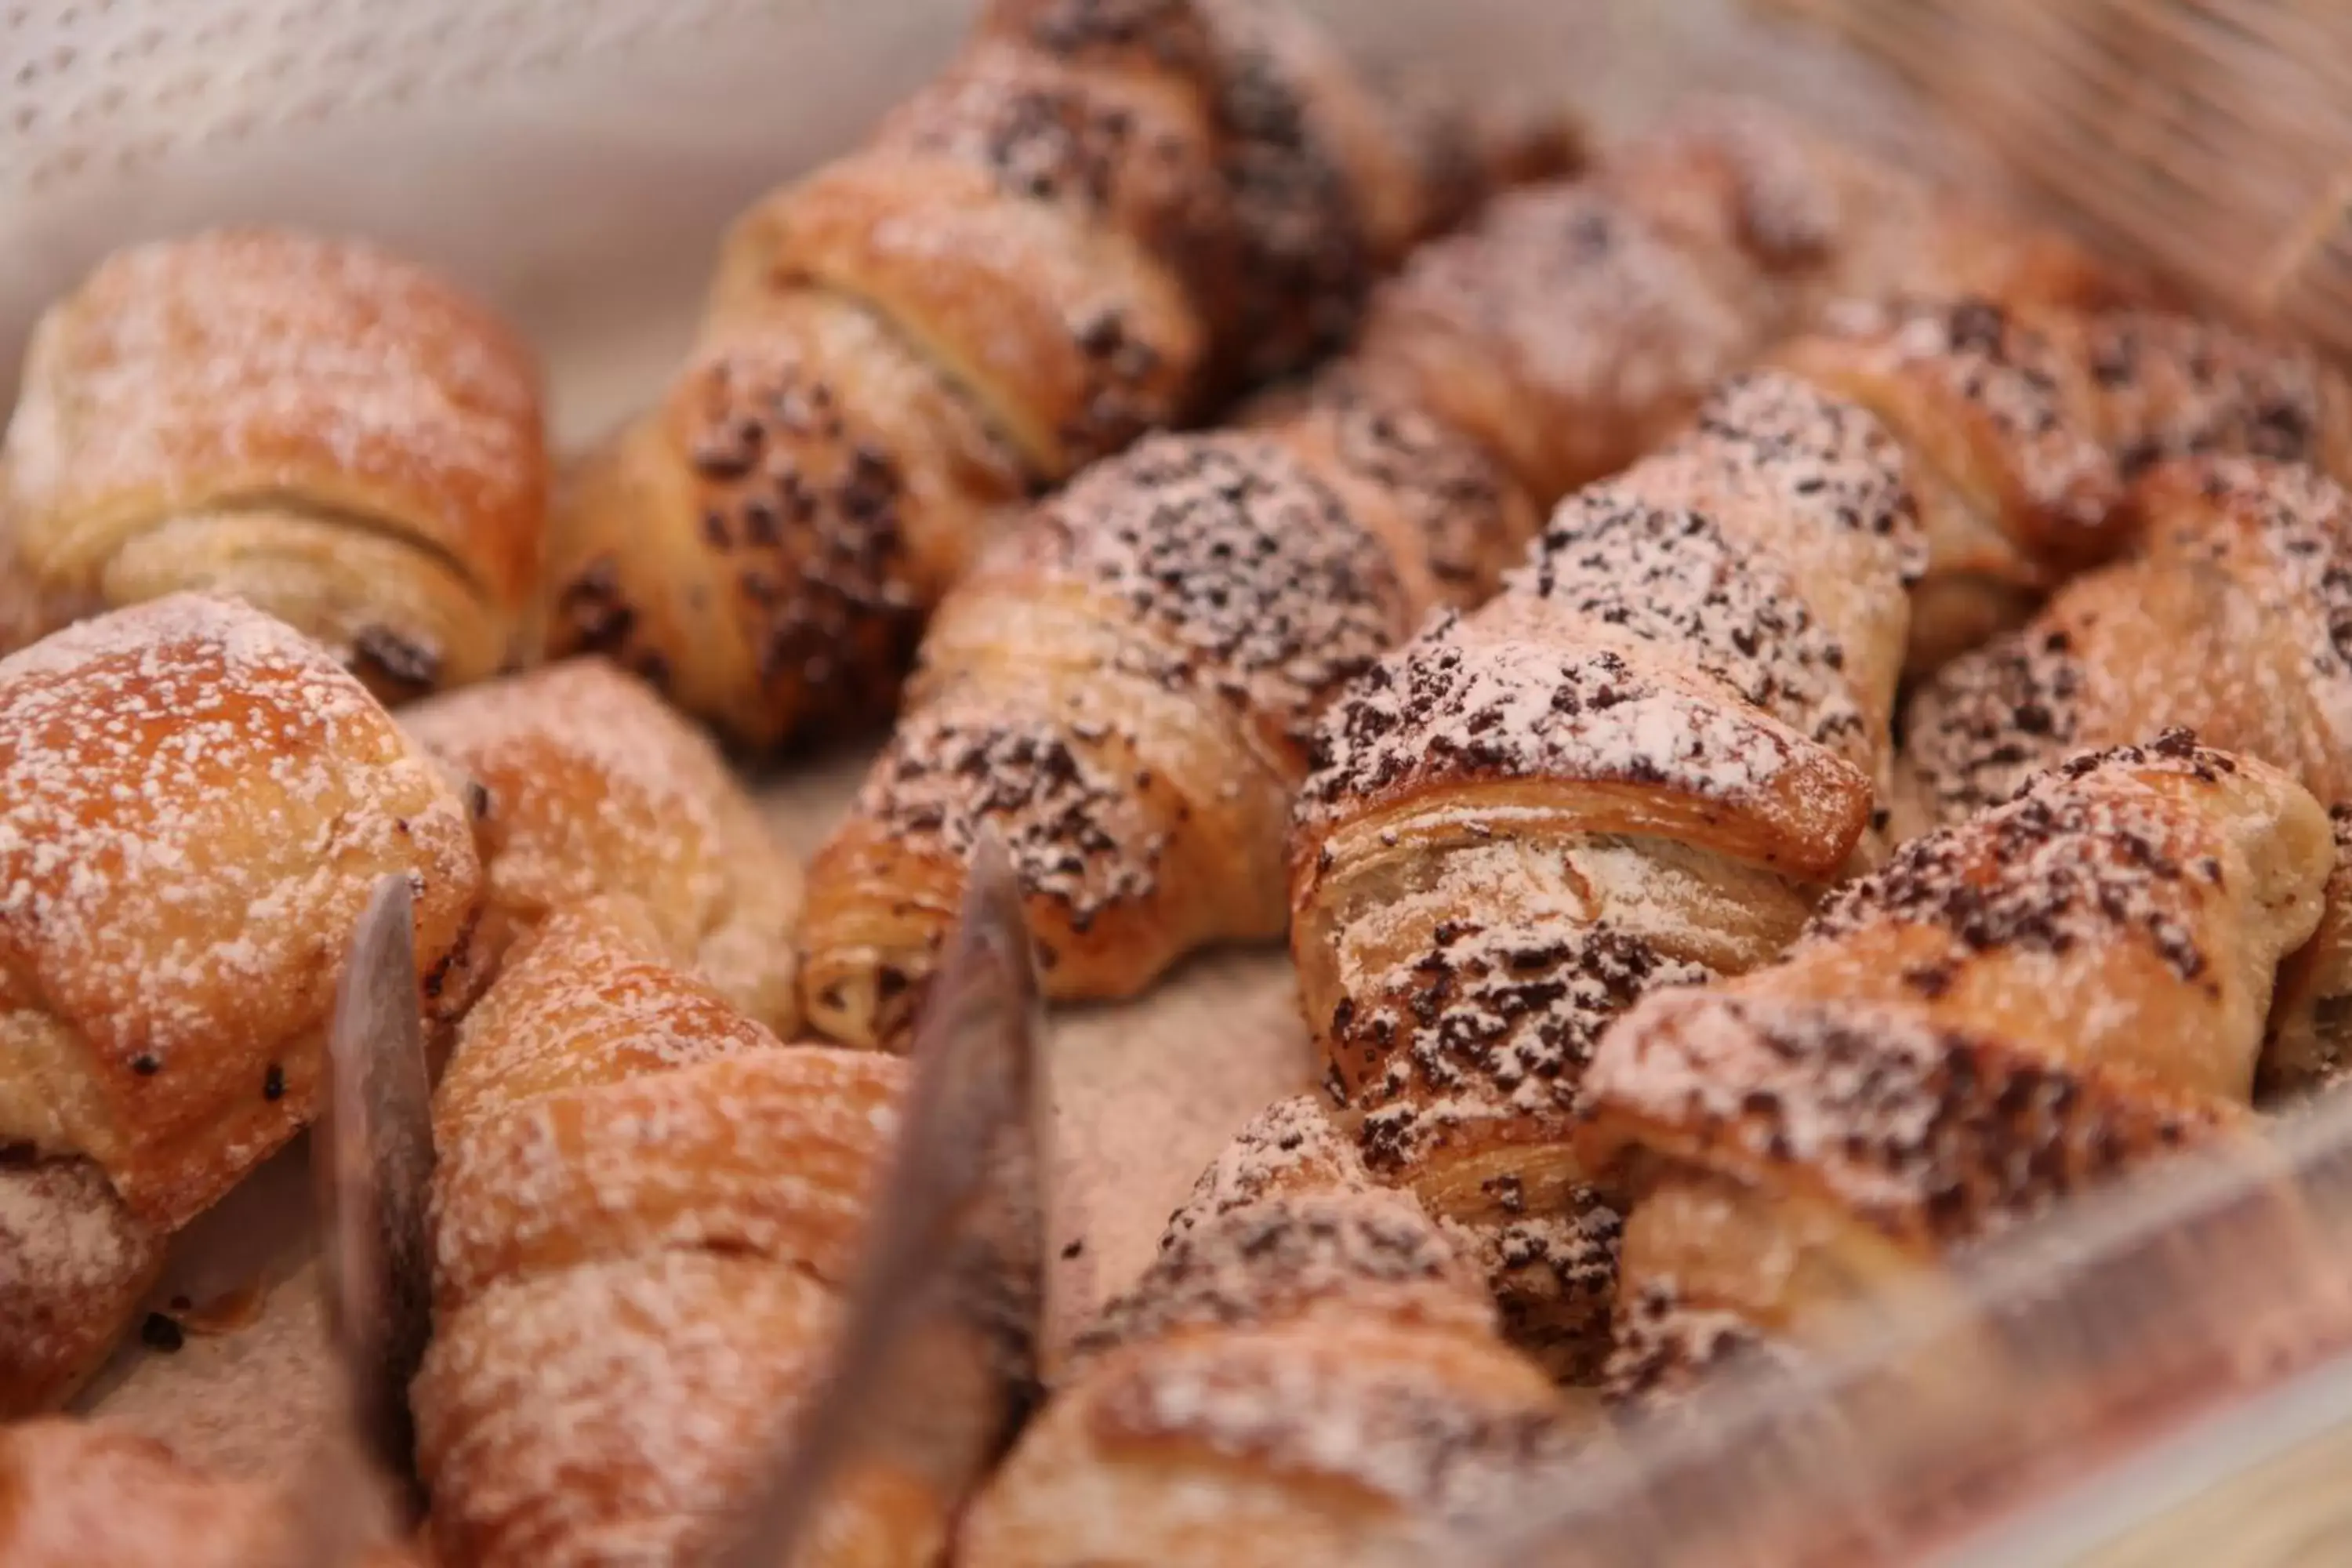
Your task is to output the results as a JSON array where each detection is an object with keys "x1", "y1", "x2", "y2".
[
  {"x1": 402, "y1": 656, "x2": 804, "y2": 1036},
  {"x1": 0, "y1": 1418, "x2": 421, "y2": 1568},
  {"x1": 797, "y1": 100, "x2": 2074, "y2": 1049},
  {"x1": 1575, "y1": 732, "x2": 2332, "y2": 1400},
  {"x1": 960, "y1": 1094, "x2": 1588, "y2": 1568},
  {"x1": 0, "y1": 230, "x2": 550, "y2": 702},
  {"x1": 0, "y1": 593, "x2": 485, "y2": 1417},
  {"x1": 1896, "y1": 455, "x2": 2352, "y2": 1100},
  {"x1": 1774, "y1": 299, "x2": 2352, "y2": 676},
  {"x1": 540, "y1": 0, "x2": 1571, "y2": 751},
  {"x1": 1283, "y1": 368, "x2": 1919, "y2": 1381},
  {"x1": 413, "y1": 898, "x2": 1018, "y2": 1565},
  {"x1": 1769, "y1": 295, "x2": 2134, "y2": 676}
]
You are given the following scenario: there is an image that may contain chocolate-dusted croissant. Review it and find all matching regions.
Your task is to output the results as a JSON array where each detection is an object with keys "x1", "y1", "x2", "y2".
[
  {"x1": 0, "y1": 230, "x2": 549, "y2": 702},
  {"x1": 0, "y1": 593, "x2": 485, "y2": 1417},
  {"x1": 962, "y1": 1095, "x2": 1590, "y2": 1568},
  {"x1": 1577, "y1": 735, "x2": 2329, "y2": 1400},
  {"x1": 1896, "y1": 455, "x2": 2352, "y2": 1100},
  {"x1": 541, "y1": 0, "x2": 1573, "y2": 751}
]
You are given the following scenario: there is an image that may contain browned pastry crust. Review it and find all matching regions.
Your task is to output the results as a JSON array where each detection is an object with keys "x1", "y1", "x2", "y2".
[
  {"x1": 961, "y1": 1095, "x2": 1589, "y2": 1568},
  {"x1": 0, "y1": 230, "x2": 549, "y2": 702},
  {"x1": 546, "y1": 0, "x2": 1557, "y2": 752},
  {"x1": 1287, "y1": 371, "x2": 1919, "y2": 1381},
  {"x1": 401, "y1": 658, "x2": 803, "y2": 1035},
  {"x1": 0, "y1": 594, "x2": 486, "y2": 1417},
  {"x1": 1578, "y1": 734, "x2": 2330, "y2": 1401},
  {"x1": 1896, "y1": 455, "x2": 2352, "y2": 1100},
  {"x1": 1774, "y1": 296, "x2": 2129, "y2": 674},
  {"x1": 0, "y1": 1419, "x2": 423, "y2": 1567},
  {"x1": 415, "y1": 901, "x2": 1011, "y2": 1565}
]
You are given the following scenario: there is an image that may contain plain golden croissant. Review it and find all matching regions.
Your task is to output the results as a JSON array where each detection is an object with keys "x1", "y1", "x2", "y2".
[
  {"x1": 797, "y1": 99, "x2": 2071, "y2": 1049},
  {"x1": 1287, "y1": 369, "x2": 1920, "y2": 1381},
  {"x1": 1896, "y1": 456, "x2": 2352, "y2": 1100},
  {"x1": 961, "y1": 1094, "x2": 1588, "y2": 1568},
  {"x1": 0, "y1": 1417, "x2": 422, "y2": 1568},
  {"x1": 0, "y1": 230, "x2": 550, "y2": 702},
  {"x1": 0, "y1": 593, "x2": 486, "y2": 1417},
  {"x1": 1576, "y1": 733, "x2": 2331, "y2": 1401},
  {"x1": 401, "y1": 656, "x2": 804, "y2": 1037},
  {"x1": 413, "y1": 898, "x2": 1018, "y2": 1566},
  {"x1": 540, "y1": 0, "x2": 1572, "y2": 752}
]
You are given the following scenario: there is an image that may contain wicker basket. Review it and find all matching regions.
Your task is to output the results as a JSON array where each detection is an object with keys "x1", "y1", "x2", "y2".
[{"x1": 1755, "y1": 0, "x2": 2352, "y2": 356}]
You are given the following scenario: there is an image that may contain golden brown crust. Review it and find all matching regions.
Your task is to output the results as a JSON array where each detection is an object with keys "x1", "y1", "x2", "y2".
[
  {"x1": 0, "y1": 594, "x2": 485, "y2": 1231},
  {"x1": 1900, "y1": 455, "x2": 2352, "y2": 833},
  {"x1": 402, "y1": 659, "x2": 803, "y2": 1034},
  {"x1": 0, "y1": 230, "x2": 548, "y2": 698},
  {"x1": 543, "y1": 292, "x2": 1025, "y2": 750},
  {"x1": 1775, "y1": 296, "x2": 2129, "y2": 673},
  {"x1": 736, "y1": 152, "x2": 1207, "y2": 478}
]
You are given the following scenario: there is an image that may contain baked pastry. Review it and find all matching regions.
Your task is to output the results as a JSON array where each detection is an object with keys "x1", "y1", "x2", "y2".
[
  {"x1": 541, "y1": 0, "x2": 1572, "y2": 751},
  {"x1": 1896, "y1": 456, "x2": 2352, "y2": 1099},
  {"x1": 1773, "y1": 295, "x2": 2131, "y2": 675},
  {"x1": 960, "y1": 1094, "x2": 1587, "y2": 1568},
  {"x1": 1774, "y1": 299, "x2": 2352, "y2": 675},
  {"x1": 0, "y1": 1418, "x2": 421, "y2": 1568},
  {"x1": 414, "y1": 899, "x2": 1018, "y2": 1565},
  {"x1": 0, "y1": 230, "x2": 549, "y2": 702},
  {"x1": 797, "y1": 100, "x2": 2074, "y2": 1049},
  {"x1": 402, "y1": 657, "x2": 803, "y2": 1036},
  {"x1": 1287, "y1": 370, "x2": 1920, "y2": 1379},
  {"x1": 0, "y1": 593, "x2": 485, "y2": 1417},
  {"x1": 1576, "y1": 733, "x2": 2331, "y2": 1400}
]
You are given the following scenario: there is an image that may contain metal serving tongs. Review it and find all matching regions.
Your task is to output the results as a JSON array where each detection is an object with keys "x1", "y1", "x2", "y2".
[
  {"x1": 272, "y1": 873, "x2": 439, "y2": 1567},
  {"x1": 713, "y1": 826, "x2": 1051, "y2": 1567},
  {"x1": 1388, "y1": 1092, "x2": 2352, "y2": 1568}
]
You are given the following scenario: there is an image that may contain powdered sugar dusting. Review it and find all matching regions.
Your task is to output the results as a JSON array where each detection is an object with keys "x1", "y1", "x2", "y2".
[
  {"x1": 1301, "y1": 617, "x2": 1867, "y2": 873},
  {"x1": 5, "y1": 229, "x2": 542, "y2": 590},
  {"x1": 403, "y1": 659, "x2": 800, "y2": 1028},
  {"x1": 0, "y1": 593, "x2": 479, "y2": 1223},
  {"x1": 1803, "y1": 295, "x2": 2121, "y2": 543},
  {"x1": 1514, "y1": 488, "x2": 1869, "y2": 768},
  {"x1": 1022, "y1": 433, "x2": 1413, "y2": 760},
  {"x1": 1580, "y1": 989, "x2": 2236, "y2": 1247},
  {"x1": 1346, "y1": 916, "x2": 1715, "y2": 1180}
]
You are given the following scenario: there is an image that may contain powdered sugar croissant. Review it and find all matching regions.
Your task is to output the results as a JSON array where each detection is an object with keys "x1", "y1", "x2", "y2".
[
  {"x1": 0, "y1": 594, "x2": 485, "y2": 1418},
  {"x1": 1577, "y1": 735, "x2": 2328, "y2": 1401},
  {"x1": 413, "y1": 898, "x2": 1020, "y2": 1565},
  {"x1": 402, "y1": 656, "x2": 804, "y2": 1036},
  {"x1": 541, "y1": 0, "x2": 1574, "y2": 750},
  {"x1": 0, "y1": 230, "x2": 549, "y2": 702},
  {"x1": 961, "y1": 1094, "x2": 1589, "y2": 1568}
]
